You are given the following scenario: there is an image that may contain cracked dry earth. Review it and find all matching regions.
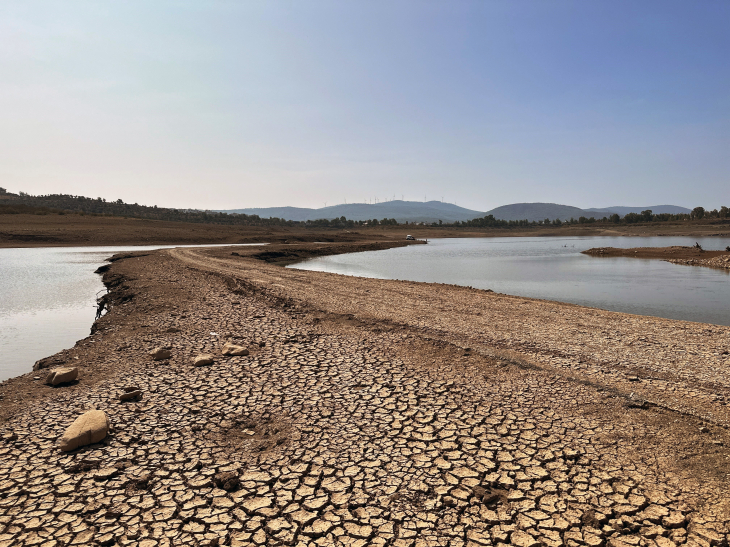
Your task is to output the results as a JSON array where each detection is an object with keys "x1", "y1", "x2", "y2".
[{"x1": 1, "y1": 245, "x2": 729, "y2": 547}]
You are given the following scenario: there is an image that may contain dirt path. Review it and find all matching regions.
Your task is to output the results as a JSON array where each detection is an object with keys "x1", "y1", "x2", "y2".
[{"x1": 0, "y1": 246, "x2": 728, "y2": 547}]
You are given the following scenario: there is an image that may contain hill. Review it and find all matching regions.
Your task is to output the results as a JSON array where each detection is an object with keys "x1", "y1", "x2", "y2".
[
  {"x1": 221, "y1": 200, "x2": 485, "y2": 223},
  {"x1": 482, "y1": 203, "x2": 692, "y2": 222},
  {"x1": 0, "y1": 191, "x2": 296, "y2": 227},
  {"x1": 483, "y1": 203, "x2": 591, "y2": 222},
  {"x1": 222, "y1": 201, "x2": 695, "y2": 223}
]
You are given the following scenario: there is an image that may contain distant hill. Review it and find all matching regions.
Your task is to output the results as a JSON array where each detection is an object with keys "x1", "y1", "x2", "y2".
[
  {"x1": 0, "y1": 191, "x2": 295, "y2": 227},
  {"x1": 483, "y1": 203, "x2": 588, "y2": 222},
  {"x1": 483, "y1": 203, "x2": 692, "y2": 222},
  {"x1": 221, "y1": 200, "x2": 485, "y2": 223},
  {"x1": 584, "y1": 205, "x2": 691, "y2": 216},
  {"x1": 221, "y1": 201, "x2": 693, "y2": 223}
]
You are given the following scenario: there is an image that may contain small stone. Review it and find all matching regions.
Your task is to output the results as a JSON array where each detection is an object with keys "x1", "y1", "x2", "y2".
[
  {"x1": 214, "y1": 471, "x2": 240, "y2": 492},
  {"x1": 222, "y1": 343, "x2": 249, "y2": 356},
  {"x1": 149, "y1": 347, "x2": 172, "y2": 360},
  {"x1": 59, "y1": 410, "x2": 110, "y2": 451},
  {"x1": 93, "y1": 467, "x2": 119, "y2": 481},
  {"x1": 119, "y1": 390, "x2": 142, "y2": 402},
  {"x1": 194, "y1": 354, "x2": 215, "y2": 367},
  {"x1": 45, "y1": 367, "x2": 79, "y2": 386}
]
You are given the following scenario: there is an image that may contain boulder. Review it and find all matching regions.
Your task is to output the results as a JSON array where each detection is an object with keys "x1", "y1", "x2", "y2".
[
  {"x1": 222, "y1": 343, "x2": 249, "y2": 356},
  {"x1": 150, "y1": 347, "x2": 172, "y2": 361},
  {"x1": 45, "y1": 367, "x2": 78, "y2": 386},
  {"x1": 194, "y1": 354, "x2": 215, "y2": 367},
  {"x1": 59, "y1": 410, "x2": 110, "y2": 451}
]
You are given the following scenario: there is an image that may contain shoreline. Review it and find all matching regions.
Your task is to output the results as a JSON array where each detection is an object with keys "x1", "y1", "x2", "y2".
[
  {"x1": 1, "y1": 243, "x2": 729, "y2": 544},
  {"x1": 582, "y1": 246, "x2": 730, "y2": 271}
]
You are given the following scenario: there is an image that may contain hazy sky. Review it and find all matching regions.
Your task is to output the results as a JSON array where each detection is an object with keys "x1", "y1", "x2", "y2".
[{"x1": 1, "y1": 1, "x2": 728, "y2": 211}]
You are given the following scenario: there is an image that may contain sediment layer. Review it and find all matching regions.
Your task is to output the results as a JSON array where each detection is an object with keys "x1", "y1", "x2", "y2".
[{"x1": 1, "y1": 243, "x2": 729, "y2": 547}]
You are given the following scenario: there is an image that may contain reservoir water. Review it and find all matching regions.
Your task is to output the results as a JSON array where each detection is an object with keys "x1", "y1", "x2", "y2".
[
  {"x1": 0, "y1": 244, "x2": 263, "y2": 382},
  {"x1": 290, "y1": 236, "x2": 730, "y2": 326}
]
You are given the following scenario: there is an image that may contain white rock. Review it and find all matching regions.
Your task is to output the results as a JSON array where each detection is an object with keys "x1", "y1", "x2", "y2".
[
  {"x1": 222, "y1": 342, "x2": 249, "y2": 356},
  {"x1": 59, "y1": 410, "x2": 110, "y2": 451},
  {"x1": 193, "y1": 354, "x2": 215, "y2": 367},
  {"x1": 149, "y1": 347, "x2": 172, "y2": 360},
  {"x1": 45, "y1": 367, "x2": 78, "y2": 386}
]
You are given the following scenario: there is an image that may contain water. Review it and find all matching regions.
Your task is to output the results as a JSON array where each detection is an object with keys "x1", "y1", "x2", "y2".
[
  {"x1": 290, "y1": 236, "x2": 730, "y2": 326},
  {"x1": 0, "y1": 244, "x2": 263, "y2": 382}
]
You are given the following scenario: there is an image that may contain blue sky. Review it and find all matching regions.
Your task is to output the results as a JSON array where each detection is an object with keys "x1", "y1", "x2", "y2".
[{"x1": 1, "y1": 1, "x2": 728, "y2": 210}]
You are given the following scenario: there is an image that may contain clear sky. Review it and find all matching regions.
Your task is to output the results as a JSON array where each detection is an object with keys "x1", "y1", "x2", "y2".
[{"x1": 1, "y1": 1, "x2": 728, "y2": 211}]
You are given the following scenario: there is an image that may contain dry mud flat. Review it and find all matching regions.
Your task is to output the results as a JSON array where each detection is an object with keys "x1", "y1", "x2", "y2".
[{"x1": 1, "y1": 245, "x2": 730, "y2": 547}]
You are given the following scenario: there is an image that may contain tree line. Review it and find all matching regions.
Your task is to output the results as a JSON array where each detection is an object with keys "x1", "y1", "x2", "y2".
[{"x1": 1, "y1": 191, "x2": 297, "y2": 227}]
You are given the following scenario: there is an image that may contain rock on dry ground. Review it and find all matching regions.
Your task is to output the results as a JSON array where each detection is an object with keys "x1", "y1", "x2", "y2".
[
  {"x1": 0, "y1": 243, "x2": 729, "y2": 547},
  {"x1": 57, "y1": 410, "x2": 110, "y2": 452},
  {"x1": 45, "y1": 367, "x2": 78, "y2": 386}
]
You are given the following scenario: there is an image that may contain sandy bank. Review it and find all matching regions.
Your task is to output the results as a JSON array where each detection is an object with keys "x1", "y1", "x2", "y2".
[
  {"x1": 0, "y1": 243, "x2": 728, "y2": 546},
  {"x1": 583, "y1": 246, "x2": 730, "y2": 270}
]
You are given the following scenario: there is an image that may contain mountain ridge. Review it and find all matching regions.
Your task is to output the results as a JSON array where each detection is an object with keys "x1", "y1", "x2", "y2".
[{"x1": 220, "y1": 201, "x2": 691, "y2": 223}]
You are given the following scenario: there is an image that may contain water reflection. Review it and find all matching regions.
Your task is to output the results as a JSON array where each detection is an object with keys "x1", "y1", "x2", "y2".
[{"x1": 290, "y1": 236, "x2": 730, "y2": 326}]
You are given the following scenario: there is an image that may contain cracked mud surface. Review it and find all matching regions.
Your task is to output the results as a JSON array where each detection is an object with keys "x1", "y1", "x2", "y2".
[{"x1": 0, "y1": 244, "x2": 729, "y2": 547}]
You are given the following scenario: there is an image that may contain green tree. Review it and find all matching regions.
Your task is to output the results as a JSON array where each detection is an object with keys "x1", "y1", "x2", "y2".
[{"x1": 691, "y1": 206, "x2": 705, "y2": 219}]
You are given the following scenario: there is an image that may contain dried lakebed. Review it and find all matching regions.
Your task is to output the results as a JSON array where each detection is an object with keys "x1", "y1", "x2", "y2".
[{"x1": 0, "y1": 243, "x2": 729, "y2": 547}]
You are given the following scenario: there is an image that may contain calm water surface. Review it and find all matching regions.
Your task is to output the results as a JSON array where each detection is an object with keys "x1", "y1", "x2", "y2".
[
  {"x1": 0, "y1": 244, "x2": 262, "y2": 381},
  {"x1": 290, "y1": 236, "x2": 730, "y2": 326}
]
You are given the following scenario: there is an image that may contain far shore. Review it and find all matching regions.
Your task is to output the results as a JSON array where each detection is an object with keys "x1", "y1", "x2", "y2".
[
  {"x1": 2, "y1": 212, "x2": 730, "y2": 248},
  {"x1": 582, "y1": 245, "x2": 730, "y2": 271},
  {"x1": 582, "y1": 245, "x2": 730, "y2": 260}
]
